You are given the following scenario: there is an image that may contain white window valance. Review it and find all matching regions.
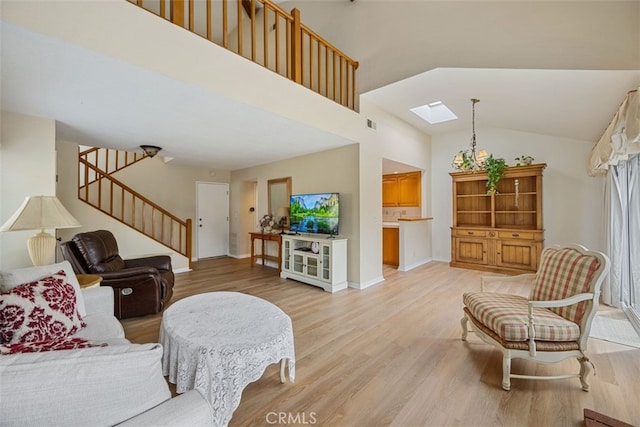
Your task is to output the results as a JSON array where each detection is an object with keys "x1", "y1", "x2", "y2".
[{"x1": 588, "y1": 87, "x2": 640, "y2": 176}]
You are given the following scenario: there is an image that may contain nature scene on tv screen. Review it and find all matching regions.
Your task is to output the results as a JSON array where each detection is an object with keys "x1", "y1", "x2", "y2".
[{"x1": 290, "y1": 193, "x2": 339, "y2": 235}]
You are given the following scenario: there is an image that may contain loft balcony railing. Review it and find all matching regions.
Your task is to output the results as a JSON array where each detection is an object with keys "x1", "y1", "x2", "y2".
[{"x1": 129, "y1": 0, "x2": 359, "y2": 111}]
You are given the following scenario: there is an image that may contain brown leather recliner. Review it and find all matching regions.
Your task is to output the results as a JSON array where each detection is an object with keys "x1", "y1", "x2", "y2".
[{"x1": 60, "y1": 230, "x2": 174, "y2": 319}]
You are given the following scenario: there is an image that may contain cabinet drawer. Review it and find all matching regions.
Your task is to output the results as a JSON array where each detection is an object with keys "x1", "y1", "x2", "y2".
[
  {"x1": 454, "y1": 229, "x2": 486, "y2": 237},
  {"x1": 498, "y1": 231, "x2": 535, "y2": 240}
]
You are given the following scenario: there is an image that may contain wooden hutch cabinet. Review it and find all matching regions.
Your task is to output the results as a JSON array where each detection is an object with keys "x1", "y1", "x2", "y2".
[{"x1": 450, "y1": 163, "x2": 546, "y2": 274}]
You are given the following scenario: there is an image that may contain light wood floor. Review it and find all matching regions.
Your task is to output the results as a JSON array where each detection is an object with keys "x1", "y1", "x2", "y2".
[{"x1": 121, "y1": 257, "x2": 640, "y2": 427}]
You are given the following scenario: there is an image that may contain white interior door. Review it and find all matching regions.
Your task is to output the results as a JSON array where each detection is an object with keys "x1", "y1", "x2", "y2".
[{"x1": 197, "y1": 182, "x2": 229, "y2": 259}]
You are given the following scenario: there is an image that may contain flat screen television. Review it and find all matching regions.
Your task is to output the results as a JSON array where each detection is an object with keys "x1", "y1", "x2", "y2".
[{"x1": 289, "y1": 192, "x2": 339, "y2": 235}]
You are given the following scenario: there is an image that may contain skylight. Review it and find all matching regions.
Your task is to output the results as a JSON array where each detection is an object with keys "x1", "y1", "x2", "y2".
[{"x1": 410, "y1": 101, "x2": 458, "y2": 124}]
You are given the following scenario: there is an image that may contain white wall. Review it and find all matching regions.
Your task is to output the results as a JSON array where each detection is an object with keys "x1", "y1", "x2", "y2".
[
  {"x1": 431, "y1": 128, "x2": 606, "y2": 262},
  {"x1": 398, "y1": 220, "x2": 432, "y2": 272},
  {"x1": 0, "y1": 111, "x2": 57, "y2": 269},
  {"x1": 226, "y1": 100, "x2": 432, "y2": 289},
  {"x1": 230, "y1": 144, "x2": 361, "y2": 281},
  {"x1": 359, "y1": 101, "x2": 432, "y2": 286},
  {"x1": 367, "y1": 101, "x2": 432, "y2": 220}
]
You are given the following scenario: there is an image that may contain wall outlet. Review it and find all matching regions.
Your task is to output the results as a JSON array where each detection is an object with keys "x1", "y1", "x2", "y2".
[{"x1": 402, "y1": 210, "x2": 406, "y2": 215}]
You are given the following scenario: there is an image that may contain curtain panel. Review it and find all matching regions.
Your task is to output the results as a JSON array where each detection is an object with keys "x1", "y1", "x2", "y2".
[
  {"x1": 589, "y1": 88, "x2": 640, "y2": 176},
  {"x1": 603, "y1": 155, "x2": 640, "y2": 309}
]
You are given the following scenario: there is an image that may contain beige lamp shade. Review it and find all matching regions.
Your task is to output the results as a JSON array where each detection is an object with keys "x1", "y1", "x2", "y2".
[
  {"x1": 0, "y1": 196, "x2": 81, "y2": 266},
  {"x1": 453, "y1": 152, "x2": 464, "y2": 167},
  {"x1": 476, "y1": 149, "x2": 489, "y2": 165}
]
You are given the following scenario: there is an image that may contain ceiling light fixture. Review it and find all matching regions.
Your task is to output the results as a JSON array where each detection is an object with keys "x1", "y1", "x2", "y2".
[
  {"x1": 140, "y1": 145, "x2": 162, "y2": 158},
  {"x1": 453, "y1": 98, "x2": 488, "y2": 170}
]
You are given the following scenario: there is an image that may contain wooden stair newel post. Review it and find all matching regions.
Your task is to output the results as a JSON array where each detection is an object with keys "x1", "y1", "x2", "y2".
[
  {"x1": 290, "y1": 8, "x2": 302, "y2": 85},
  {"x1": 185, "y1": 218, "x2": 193, "y2": 270}
]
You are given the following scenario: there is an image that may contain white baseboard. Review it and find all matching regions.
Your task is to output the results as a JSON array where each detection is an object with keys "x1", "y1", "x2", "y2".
[
  {"x1": 227, "y1": 253, "x2": 250, "y2": 259},
  {"x1": 398, "y1": 258, "x2": 433, "y2": 272},
  {"x1": 349, "y1": 275, "x2": 385, "y2": 290},
  {"x1": 174, "y1": 267, "x2": 191, "y2": 274},
  {"x1": 256, "y1": 259, "x2": 279, "y2": 269}
]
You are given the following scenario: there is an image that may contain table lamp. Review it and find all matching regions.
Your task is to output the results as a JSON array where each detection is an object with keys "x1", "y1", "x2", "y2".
[{"x1": 0, "y1": 196, "x2": 81, "y2": 266}]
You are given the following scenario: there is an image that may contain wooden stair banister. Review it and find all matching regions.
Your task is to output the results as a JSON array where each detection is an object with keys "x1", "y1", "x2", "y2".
[
  {"x1": 79, "y1": 147, "x2": 147, "y2": 187},
  {"x1": 78, "y1": 151, "x2": 192, "y2": 267}
]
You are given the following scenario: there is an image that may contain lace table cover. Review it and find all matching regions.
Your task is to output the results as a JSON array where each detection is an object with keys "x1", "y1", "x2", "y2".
[{"x1": 160, "y1": 292, "x2": 295, "y2": 426}]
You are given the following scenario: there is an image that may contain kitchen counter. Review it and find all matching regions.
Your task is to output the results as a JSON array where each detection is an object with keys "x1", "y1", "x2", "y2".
[
  {"x1": 383, "y1": 217, "x2": 433, "y2": 227},
  {"x1": 398, "y1": 217, "x2": 433, "y2": 222}
]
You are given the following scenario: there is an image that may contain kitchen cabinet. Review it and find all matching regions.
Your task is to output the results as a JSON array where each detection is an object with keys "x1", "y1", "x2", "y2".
[
  {"x1": 382, "y1": 171, "x2": 421, "y2": 207},
  {"x1": 382, "y1": 227, "x2": 399, "y2": 267},
  {"x1": 450, "y1": 163, "x2": 546, "y2": 274}
]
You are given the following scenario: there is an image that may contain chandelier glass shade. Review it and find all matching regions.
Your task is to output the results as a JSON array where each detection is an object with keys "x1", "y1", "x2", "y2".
[
  {"x1": 140, "y1": 145, "x2": 162, "y2": 158},
  {"x1": 453, "y1": 98, "x2": 488, "y2": 171}
]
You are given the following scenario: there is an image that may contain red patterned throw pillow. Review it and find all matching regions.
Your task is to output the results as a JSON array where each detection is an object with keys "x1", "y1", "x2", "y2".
[
  {"x1": 0, "y1": 337, "x2": 106, "y2": 355},
  {"x1": 0, "y1": 270, "x2": 86, "y2": 344}
]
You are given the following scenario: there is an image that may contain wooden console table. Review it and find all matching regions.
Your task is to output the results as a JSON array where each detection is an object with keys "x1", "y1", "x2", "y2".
[
  {"x1": 76, "y1": 274, "x2": 102, "y2": 288},
  {"x1": 249, "y1": 232, "x2": 282, "y2": 272}
]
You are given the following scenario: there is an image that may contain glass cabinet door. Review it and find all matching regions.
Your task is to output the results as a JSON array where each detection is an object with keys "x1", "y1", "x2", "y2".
[
  {"x1": 283, "y1": 239, "x2": 291, "y2": 271},
  {"x1": 321, "y1": 245, "x2": 330, "y2": 281},
  {"x1": 306, "y1": 256, "x2": 319, "y2": 278},
  {"x1": 293, "y1": 253, "x2": 304, "y2": 274}
]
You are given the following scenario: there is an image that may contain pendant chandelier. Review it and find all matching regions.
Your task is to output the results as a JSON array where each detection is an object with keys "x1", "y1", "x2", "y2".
[{"x1": 453, "y1": 98, "x2": 488, "y2": 171}]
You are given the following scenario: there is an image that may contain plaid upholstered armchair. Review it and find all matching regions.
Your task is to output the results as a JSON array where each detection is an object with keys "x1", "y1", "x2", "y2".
[{"x1": 461, "y1": 244, "x2": 610, "y2": 391}]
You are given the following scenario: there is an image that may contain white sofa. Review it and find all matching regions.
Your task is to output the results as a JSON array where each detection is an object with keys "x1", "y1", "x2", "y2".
[{"x1": 0, "y1": 261, "x2": 214, "y2": 426}]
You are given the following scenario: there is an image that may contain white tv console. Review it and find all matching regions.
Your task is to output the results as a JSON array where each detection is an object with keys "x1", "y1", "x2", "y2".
[{"x1": 280, "y1": 234, "x2": 348, "y2": 293}]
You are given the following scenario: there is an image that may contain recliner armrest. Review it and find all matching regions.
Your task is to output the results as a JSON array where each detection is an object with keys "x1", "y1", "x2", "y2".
[
  {"x1": 98, "y1": 267, "x2": 160, "y2": 281},
  {"x1": 125, "y1": 255, "x2": 172, "y2": 272}
]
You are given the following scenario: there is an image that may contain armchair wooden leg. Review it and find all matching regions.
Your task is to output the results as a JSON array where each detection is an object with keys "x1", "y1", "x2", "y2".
[
  {"x1": 461, "y1": 315, "x2": 469, "y2": 341},
  {"x1": 578, "y1": 356, "x2": 592, "y2": 392},
  {"x1": 502, "y1": 354, "x2": 512, "y2": 391}
]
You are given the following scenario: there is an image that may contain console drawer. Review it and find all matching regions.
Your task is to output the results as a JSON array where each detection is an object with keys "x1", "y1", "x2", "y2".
[
  {"x1": 454, "y1": 229, "x2": 486, "y2": 237},
  {"x1": 498, "y1": 231, "x2": 535, "y2": 240}
]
